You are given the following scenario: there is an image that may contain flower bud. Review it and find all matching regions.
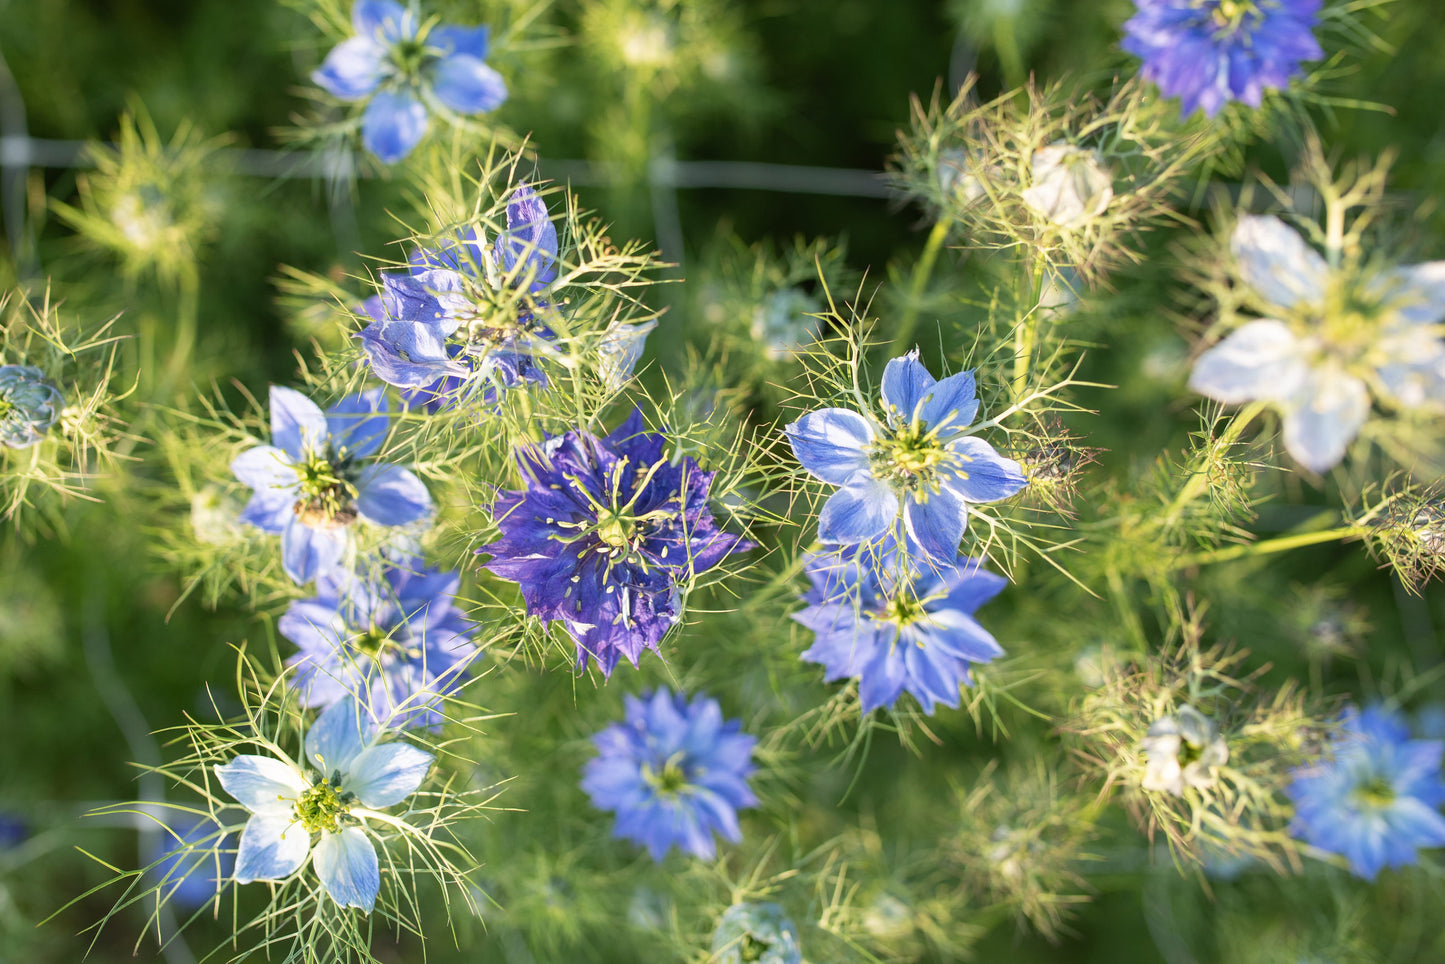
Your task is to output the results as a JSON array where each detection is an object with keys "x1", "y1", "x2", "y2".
[
  {"x1": 597, "y1": 320, "x2": 658, "y2": 390},
  {"x1": 1140, "y1": 703, "x2": 1229, "y2": 796},
  {"x1": 0, "y1": 365, "x2": 65, "y2": 449},
  {"x1": 1021, "y1": 142, "x2": 1113, "y2": 228}
]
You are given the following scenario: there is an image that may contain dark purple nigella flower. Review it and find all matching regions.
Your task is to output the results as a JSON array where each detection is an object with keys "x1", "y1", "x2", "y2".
[
  {"x1": 581, "y1": 688, "x2": 757, "y2": 861},
  {"x1": 1122, "y1": 0, "x2": 1323, "y2": 118},
  {"x1": 280, "y1": 559, "x2": 479, "y2": 730},
  {"x1": 477, "y1": 409, "x2": 754, "y2": 675},
  {"x1": 793, "y1": 539, "x2": 1006, "y2": 715},
  {"x1": 358, "y1": 184, "x2": 558, "y2": 413}
]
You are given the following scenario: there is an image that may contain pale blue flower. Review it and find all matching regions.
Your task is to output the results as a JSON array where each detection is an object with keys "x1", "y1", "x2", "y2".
[
  {"x1": 711, "y1": 902, "x2": 802, "y2": 964},
  {"x1": 784, "y1": 352, "x2": 1026, "y2": 565},
  {"x1": 214, "y1": 697, "x2": 434, "y2": 912},
  {"x1": 1189, "y1": 215, "x2": 1445, "y2": 473},
  {"x1": 0, "y1": 365, "x2": 65, "y2": 449}
]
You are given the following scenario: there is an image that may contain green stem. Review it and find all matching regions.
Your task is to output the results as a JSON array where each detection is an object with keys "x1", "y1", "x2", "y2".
[
  {"x1": 158, "y1": 267, "x2": 200, "y2": 401},
  {"x1": 992, "y1": 15, "x2": 1026, "y2": 91},
  {"x1": 890, "y1": 215, "x2": 953, "y2": 355},
  {"x1": 1160, "y1": 401, "x2": 1267, "y2": 528},
  {"x1": 1011, "y1": 257, "x2": 1047, "y2": 403},
  {"x1": 1174, "y1": 525, "x2": 1366, "y2": 570}
]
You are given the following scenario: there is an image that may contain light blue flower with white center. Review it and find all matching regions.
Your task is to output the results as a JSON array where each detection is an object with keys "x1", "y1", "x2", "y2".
[
  {"x1": 214, "y1": 697, "x2": 434, "y2": 912},
  {"x1": 783, "y1": 351, "x2": 1027, "y2": 566},
  {"x1": 312, "y1": 0, "x2": 508, "y2": 164},
  {"x1": 230, "y1": 385, "x2": 433, "y2": 585},
  {"x1": 1287, "y1": 705, "x2": 1445, "y2": 880},
  {"x1": 1189, "y1": 215, "x2": 1445, "y2": 473}
]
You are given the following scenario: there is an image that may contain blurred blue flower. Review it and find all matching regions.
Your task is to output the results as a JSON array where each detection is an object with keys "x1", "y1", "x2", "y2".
[
  {"x1": 0, "y1": 364, "x2": 65, "y2": 449},
  {"x1": 479, "y1": 409, "x2": 752, "y2": 675},
  {"x1": 1287, "y1": 705, "x2": 1445, "y2": 880},
  {"x1": 281, "y1": 559, "x2": 479, "y2": 731},
  {"x1": 313, "y1": 0, "x2": 508, "y2": 163},
  {"x1": 1188, "y1": 215, "x2": 1445, "y2": 473},
  {"x1": 231, "y1": 386, "x2": 432, "y2": 584},
  {"x1": 581, "y1": 689, "x2": 757, "y2": 861},
  {"x1": 150, "y1": 815, "x2": 233, "y2": 909},
  {"x1": 711, "y1": 902, "x2": 802, "y2": 964},
  {"x1": 359, "y1": 184, "x2": 558, "y2": 410},
  {"x1": 1122, "y1": 0, "x2": 1322, "y2": 118},
  {"x1": 0, "y1": 812, "x2": 26, "y2": 850},
  {"x1": 784, "y1": 351, "x2": 1026, "y2": 566},
  {"x1": 793, "y1": 541, "x2": 1007, "y2": 715},
  {"x1": 215, "y1": 696, "x2": 434, "y2": 911}
]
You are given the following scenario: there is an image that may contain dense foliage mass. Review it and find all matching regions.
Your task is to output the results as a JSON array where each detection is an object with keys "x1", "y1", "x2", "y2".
[{"x1": 3, "y1": 1, "x2": 1445, "y2": 962}]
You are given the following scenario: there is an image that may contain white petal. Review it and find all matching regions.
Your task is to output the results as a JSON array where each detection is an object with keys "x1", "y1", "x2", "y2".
[
  {"x1": 1187, "y1": 319, "x2": 1308, "y2": 404},
  {"x1": 233, "y1": 812, "x2": 310, "y2": 883},
  {"x1": 1231, "y1": 215, "x2": 1329, "y2": 311},
  {"x1": 214, "y1": 756, "x2": 306, "y2": 815},
  {"x1": 313, "y1": 827, "x2": 380, "y2": 912},
  {"x1": 1281, "y1": 368, "x2": 1371, "y2": 474},
  {"x1": 345, "y1": 742, "x2": 434, "y2": 809},
  {"x1": 1383, "y1": 261, "x2": 1445, "y2": 326}
]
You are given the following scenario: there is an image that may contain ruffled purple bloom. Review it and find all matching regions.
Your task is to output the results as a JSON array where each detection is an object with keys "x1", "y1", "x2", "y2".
[
  {"x1": 312, "y1": 0, "x2": 508, "y2": 163},
  {"x1": 478, "y1": 409, "x2": 753, "y2": 675},
  {"x1": 359, "y1": 184, "x2": 558, "y2": 412},
  {"x1": 1287, "y1": 705, "x2": 1445, "y2": 880},
  {"x1": 784, "y1": 351, "x2": 1027, "y2": 567},
  {"x1": 1122, "y1": 0, "x2": 1323, "y2": 118},
  {"x1": 581, "y1": 688, "x2": 757, "y2": 861},
  {"x1": 231, "y1": 386, "x2": 432, "y2": 585},
  {"x1": 280, "y1": 560, "x2": 479, "y2": 731},
  {"x1": 794, "y1": 541, "x2": 1007, "y2": 715}
]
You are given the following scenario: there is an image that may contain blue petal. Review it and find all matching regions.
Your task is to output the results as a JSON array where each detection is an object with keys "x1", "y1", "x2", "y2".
[
  {"x1": 306, "y1": 696, "x2": 373, "y2": 776},
  {"x1": 784, "y1": 408, "x2": 875, "y2": 485},
  {"x1": 857, "y1": 636, "x2": 907, "y2": 714},
  {"x1": 233, "y1": 813, "x2": 310, "y2": 884},
  {"x1": 282, "y1": 516, "x2": 348, "y2": 585},
  {"x1": 326, "y1": 389, "x2": 389, "y2": 458},
  {"x1": 817, "y1": 477, "x2": 898, "y2": 545},
  {"x1": 231, "y1": 445, "x2": 298, "y2": 491},
  {"x1": 215, "y1": 756, "x2": 306, "y2": 815},
  {"x1": 312, "y1": 37, "x2": 387, "y2": 100},
  {"x1": 353, "y1": 0, "x2": 412, "y2": 41},
  {"x1": 944, "y1": 437, "x2": 1027, "y2": 503},
  {"x1": 429, "y1": 23, "x2": 490, "y2": 60},
  {"x1": 879, "y1": 352, "x2": 935, "y2": 425},
  {"x1": 431, "y1": 54, "x2": 508, "y2": 115},
  {"x1": 239, "y1": 488, "x2": 295, "y2": 533},
  {"x1": 903, "y1": 489, "x2": 965, "y2": 566},
  {"x1": 355, "y1": 464, "x2": 432, "y2": 526},
  {"x1": 495, "y1": 184, "x2": 558, "y2": 287},
  {"x1": 344, "y1": 742, "x2": 434, "y2": 808},
  {"x1": 269, "y1": 385, "x2": 328, "y2": 460},
  {"x1": 918, "y1": 370, "x2": 979, "y2": 433},
  {"x1": 313, "y1": 827, "x2": 380, "y2": 911},
  {"x1": 362, "y1": 89, "x2": 430, "y2": 164}
]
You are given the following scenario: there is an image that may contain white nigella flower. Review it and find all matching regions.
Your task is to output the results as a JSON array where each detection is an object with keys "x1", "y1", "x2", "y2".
[
  {"x1": 1189, "y1": 215, "x2": 1445, "y2": 473},
  {"x1": 597, "y1": 320, "x2": 658, "y2": 390},
  {"x1": 1020, "y1": 142, "x2": 1113, "y2": 228},
  {"x1": 1140, "y1": 703, "x2": 1229, "y2": 797},
  {"x1": 214, "y1": 697, "x2": 433, "y2": 911}
]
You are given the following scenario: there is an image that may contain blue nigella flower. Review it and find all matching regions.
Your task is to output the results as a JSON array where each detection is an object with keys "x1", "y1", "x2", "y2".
[
  {"x1": 280, "y1": 559, "x2": 479, "y2": 731},
  {"x1": 0, "y1": 364, "x2": 65, "y2": 449},
  {"x1": 1122, "y1": 0, "x2": 1323, "y2": 118},
  {"x1": 581, "y1": 688, "x2": 758, "y2": 861},
  {"x1": 359, "y1": 183, "x2": 558, "y2": 412},
  {"x1": 783, "y1": 351, "x2": 1027, "y2": 567},
  {"x1": 312, "y1": 0, "x2": 508, "y2": 163},
  {"x1": 215, "y1": 696, "x2": 434, "y2": 911},
  {"x1": 231, "y1": 386, "x2": 432, "y2": 585},
  {"x1": 150, "y1": 815, "x2": 234, "y2": 910},
  {"x1": 479, "y1": 409, "x2": 753, "y2": 675},
  {"x1": 1287, "y1": 705, "x2": 1445, "y2": 880},
  {"x1": 711, "y1": 902, "x2": 803, "y2": 964},
  {"x1": 793, "y1": 540, "x2": 1007, "y2": 715}
]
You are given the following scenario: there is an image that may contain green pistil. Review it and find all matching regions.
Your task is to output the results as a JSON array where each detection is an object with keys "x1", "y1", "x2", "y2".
[
  {"x1": 294, "y1": 773, "x2": 355, "y2": 834},
  {"x1": 1210, "y1": 0, "x2": 1259, "y2": 32},
  {"x1": 641, "y1": 755, "x2": 691, "y2": 797},
  {"x1": 387, "y1": 37, "x2": 434, "y2": 83},
  {"x1": 293, "y1": 453, "x2": 358, "y2": 528},
  {"x1": 353, "y1": 625, "x2": 414, "y2": 661},
  {"x1": 1352, "y1": 776, "x2": 1396, "y2": 810},
  {"x1": 868, "y1": 425, "x2": 957, "y2": 493},
  {"x1": 595, "y1": 508, "x2": 636, "y2": 550},
  {"x1": 0, "y1": 396, "x2": 12, "y2": 419},
  {"x1": 739, "y1": 934, "x2": 773, "y2": 963},
  {"x1": 875, "y1": 590, "x2": 928, "y2": 629}
]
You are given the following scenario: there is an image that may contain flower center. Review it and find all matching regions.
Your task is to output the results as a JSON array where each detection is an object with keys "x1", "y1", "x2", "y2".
[
  {"x1": 595, "y1": 508, "x2": 636, "y2": 550},
  {"x1": 1352, "y1": 776, "x2": 1396, "y2": 809},
  {"x1": 738, "y1": 934, "x2": 773, "y2": 963},
  {"x1": 387, "y1": 35, "x2": 437, "y2": 85},
  {"x1": 875, "y1": 590, "x2": 928, "y2": 629},
  {"x1": 868, "y1": 426, "x2": 955, "y2": 493},
  {"x1": 641, "y1": 754, "x2": 691, "y2": 797},
  {"x1": 294, "y1": 773, "x2": 355, "y2": 834},
  {"x1": 353, "y1": 624, "x2": 412, "y2": 660},
  {"x1": 292, "y1": 453, "x2": 359, "y2": 528},
  {"x1": 1207, "y1": 0, "x2": 1260, "y2": 33}
]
